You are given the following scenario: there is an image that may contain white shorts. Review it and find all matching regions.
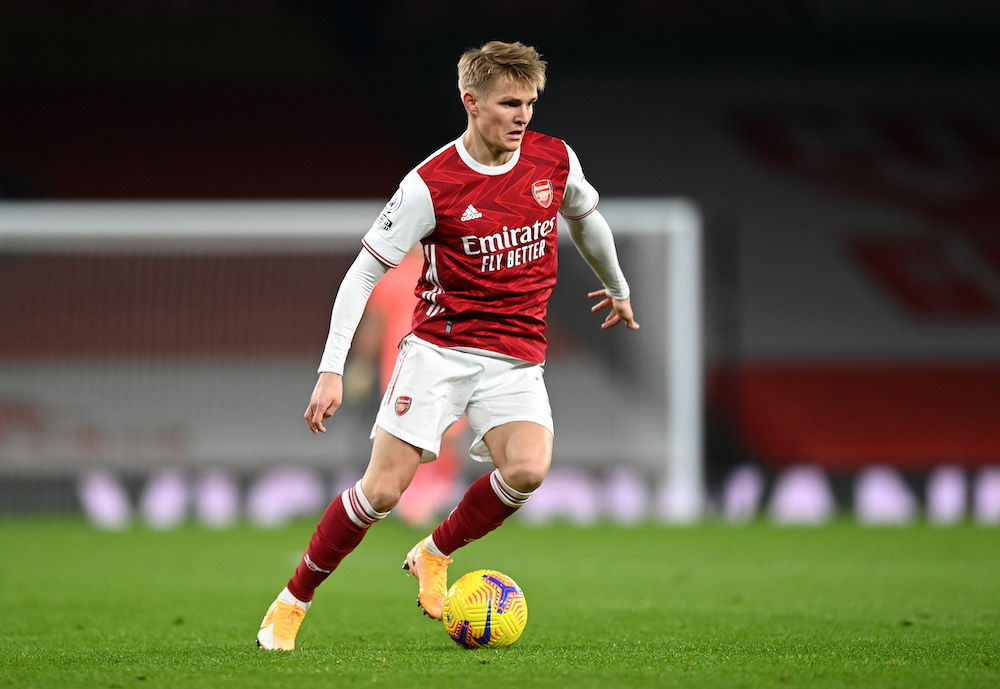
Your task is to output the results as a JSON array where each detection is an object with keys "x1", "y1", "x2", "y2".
[{"x1": 371, "y1": 335, "x2": 553, "y2": 463}]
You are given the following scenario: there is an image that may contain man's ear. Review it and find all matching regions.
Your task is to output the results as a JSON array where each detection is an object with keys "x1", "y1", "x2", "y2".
[{"x1": 462, "y1": 91, "x2": 478, "y2": 116}]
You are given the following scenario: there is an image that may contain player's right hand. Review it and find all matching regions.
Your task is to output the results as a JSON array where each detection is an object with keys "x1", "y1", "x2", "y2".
[{"x1": 305, "y1": 372, "x2": 344, "y2": 434}]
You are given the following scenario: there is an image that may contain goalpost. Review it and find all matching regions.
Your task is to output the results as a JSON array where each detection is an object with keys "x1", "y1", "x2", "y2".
[{"x1": 0, "y1": 199, "x2": 702, "y2": 522}]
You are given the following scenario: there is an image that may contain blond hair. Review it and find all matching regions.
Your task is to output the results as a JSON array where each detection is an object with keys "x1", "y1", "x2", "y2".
[{"x1": 457, "y1": 41, "x2": 547, "y2": 97}]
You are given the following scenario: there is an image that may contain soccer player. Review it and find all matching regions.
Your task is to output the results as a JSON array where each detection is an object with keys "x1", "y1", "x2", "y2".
[{"x1": 257, "y1": 40, "x2": 639, "y2": 650}]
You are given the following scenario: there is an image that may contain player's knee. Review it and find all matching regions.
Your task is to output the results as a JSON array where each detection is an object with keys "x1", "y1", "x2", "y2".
[
  {"x1": 359, "y1": 477, "x2": 405, "y2": 513},
  {"x1": 487, "y1": 422, "x2": 552, "y2": 493},
  {"x1": 500, "y1": 453, "x2": 550, "y2": 493}
]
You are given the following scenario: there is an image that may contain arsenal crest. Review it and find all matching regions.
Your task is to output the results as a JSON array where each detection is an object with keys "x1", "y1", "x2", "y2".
[
  {"x1": 394, "y1": 396, "x2": 412, "y2": 416},
  {"x1": 531, "y1": 179, "x2": 553, "y2": 208}
]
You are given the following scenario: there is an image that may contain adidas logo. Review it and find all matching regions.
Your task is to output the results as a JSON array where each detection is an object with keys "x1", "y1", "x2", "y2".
[{"x1": 460, "y1": 204, "x2": 482, "y2": 222}]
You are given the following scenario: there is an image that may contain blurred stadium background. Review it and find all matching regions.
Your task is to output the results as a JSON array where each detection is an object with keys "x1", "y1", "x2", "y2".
[{"x1": 1, "y1": 0, "x2": 999, "y2": 527}]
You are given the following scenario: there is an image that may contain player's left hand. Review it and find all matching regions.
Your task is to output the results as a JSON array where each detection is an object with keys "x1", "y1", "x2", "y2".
[{"x1": 588, "y1": 289, "x2": 640, "y2": 330}]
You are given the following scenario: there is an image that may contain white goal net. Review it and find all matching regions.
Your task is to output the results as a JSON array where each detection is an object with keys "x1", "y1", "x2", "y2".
[{"x1": 0, "y1": 199, "x2": 702, "y2": 523}]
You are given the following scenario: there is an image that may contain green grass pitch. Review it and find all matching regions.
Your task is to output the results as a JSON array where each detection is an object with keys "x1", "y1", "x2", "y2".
[{"x1": 2, "y1": 517, "x2": 997, "y2": 688}]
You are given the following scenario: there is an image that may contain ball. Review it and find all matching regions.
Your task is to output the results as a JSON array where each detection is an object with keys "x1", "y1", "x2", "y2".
[{"x1": 442, "y1": 569, "x2": 528, "y2": 649}]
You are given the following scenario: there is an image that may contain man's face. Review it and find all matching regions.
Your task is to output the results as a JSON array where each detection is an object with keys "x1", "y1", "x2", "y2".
[{"x1": 470, "y1": 79, "x2": 538, "y2": 156}]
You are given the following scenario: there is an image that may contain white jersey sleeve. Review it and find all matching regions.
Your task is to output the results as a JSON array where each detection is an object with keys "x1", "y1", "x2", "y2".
[
  {"x1": 559, "y1": 141, "x2": 600, "y2": 220},
  {"x1": 361, "y1": 169, "x2": 436, "y2": 267},
  {"x1": 564, "y1": 209, "x2": 630, "y2": 301},
  {"x1": 317, "y1": 249, "x2": 390, "y2": 374}
]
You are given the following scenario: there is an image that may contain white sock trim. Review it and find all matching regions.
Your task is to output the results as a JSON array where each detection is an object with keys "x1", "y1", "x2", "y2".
[
  {"x1": 423, "y1": 535, "x2": 446, "y2": 558},
  {"x1": 278, "y1": 586, "x2": 312, "y2": 611},
  {"x1": 490, "y1": 469, "x2": 533, "y2": 508},
  {"x1": 341, "y1": 481, "x2": 389, "y2": 529}
]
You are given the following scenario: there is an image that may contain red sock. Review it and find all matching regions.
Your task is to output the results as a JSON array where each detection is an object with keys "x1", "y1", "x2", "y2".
[
  {"x1": 287, "y1": 482, "x2": 386, "y2": 602},
  {"x1": 431, "y1": 469, "x2": 533, "y2": 556}
]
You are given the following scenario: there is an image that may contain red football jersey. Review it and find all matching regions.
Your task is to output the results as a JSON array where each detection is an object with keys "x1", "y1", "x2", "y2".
[{"x1": 362, "y1": 131, "x2": 599, "y2": 363}]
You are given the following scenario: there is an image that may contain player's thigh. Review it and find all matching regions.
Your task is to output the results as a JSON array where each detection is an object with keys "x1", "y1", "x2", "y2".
[
  {"x1": 465, "y1": 359, "x2": 552, "y2": 464},
  {"x1": 359, "y1": 427, "x2": 423, "y2": 511}
]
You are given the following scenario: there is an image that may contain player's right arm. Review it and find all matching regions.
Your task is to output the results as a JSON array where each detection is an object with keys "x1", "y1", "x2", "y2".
[
  {"x1": 306, "y1": 250, "x2": 390, "y2": 433},
  {"x1": 306, "y1": 171, "x2": 435, "y2": 434}
]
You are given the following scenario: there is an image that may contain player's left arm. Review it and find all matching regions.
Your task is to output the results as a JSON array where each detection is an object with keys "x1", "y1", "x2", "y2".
[
  {"x1": 564, "y1": 210, "x2": 639, "y2": 331},
  {"x1": 560, "y1": 140, "x2": 638, "y2": 330}
]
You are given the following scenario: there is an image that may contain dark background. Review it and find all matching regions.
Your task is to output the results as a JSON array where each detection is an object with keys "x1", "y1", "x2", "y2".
[{"x1": 4, "y1": 1, "x2": 996, "y2": 199}]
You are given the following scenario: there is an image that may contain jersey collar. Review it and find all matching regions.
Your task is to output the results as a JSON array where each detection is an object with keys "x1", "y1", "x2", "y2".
[{"x1": 454, "y1": 135, "x2": 522, "y2": 176}]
